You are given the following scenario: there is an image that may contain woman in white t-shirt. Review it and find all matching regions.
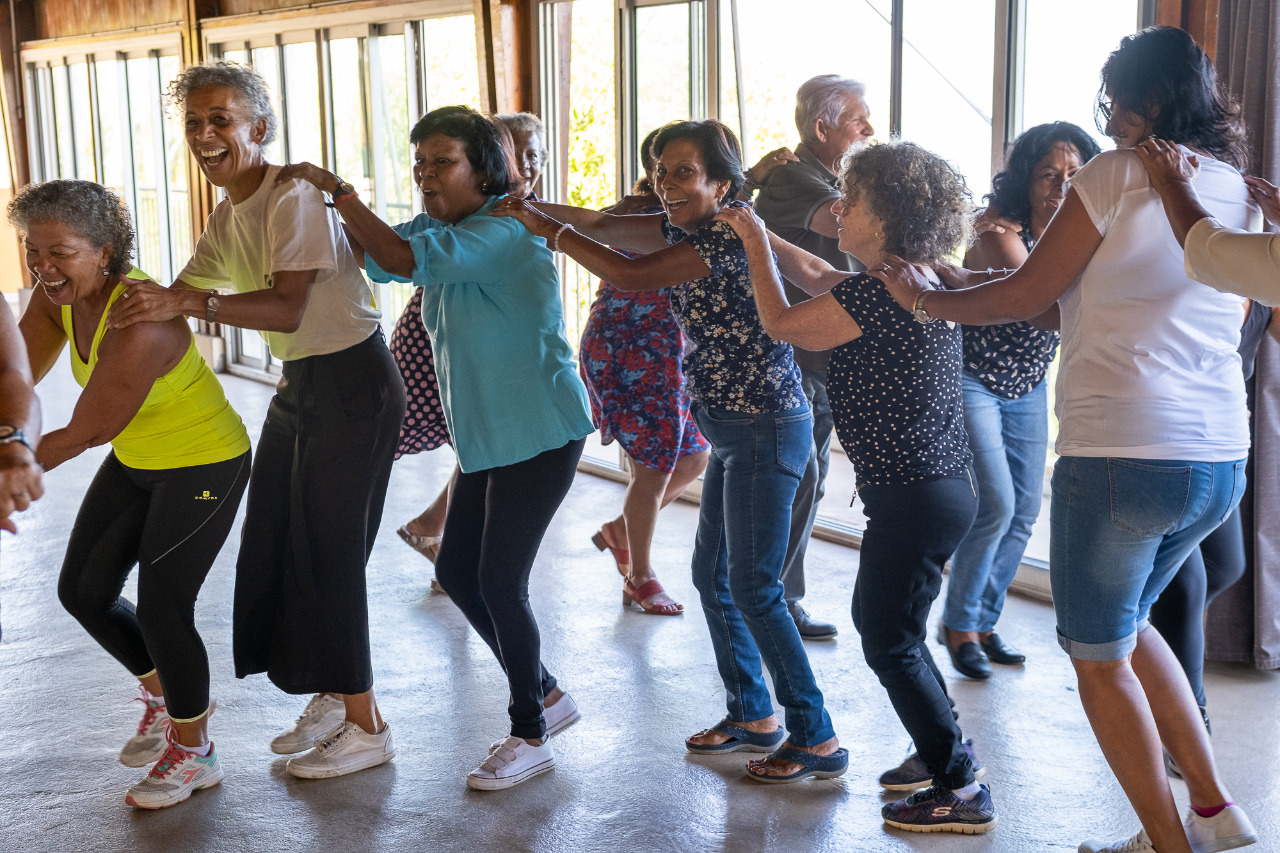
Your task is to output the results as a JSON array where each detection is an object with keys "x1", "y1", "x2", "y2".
[
  {"x1": 108, "y1": 61, "x2": 406, "y2": 782},
  {"x1": 880, "y1": 27, "x2": 1260, "y2": 853}
]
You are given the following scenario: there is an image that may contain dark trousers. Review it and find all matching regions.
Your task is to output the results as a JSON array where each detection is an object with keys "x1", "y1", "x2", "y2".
[
  {"x1": 1149, "y1": 505, "x2": 1246, "y2": 708},
  {"x1": 853, "y1": 471, "x2": 978, "y2": 790},
  {"x1": 59, "y1": 451, "x2": 250, "y2": 720},
  {"x1": 434, "y1": 437, "x2": 585, "y2": 740}
]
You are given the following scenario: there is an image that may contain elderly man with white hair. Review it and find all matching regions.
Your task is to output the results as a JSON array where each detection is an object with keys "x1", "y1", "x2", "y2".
[{"x1": 749, "y1": 74, "x2": 873, "y2": 641}]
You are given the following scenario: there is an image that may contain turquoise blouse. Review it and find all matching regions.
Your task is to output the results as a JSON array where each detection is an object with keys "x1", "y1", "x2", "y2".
[{"x1": 365, "y1": 196, "x2": 594, "y2": 472}]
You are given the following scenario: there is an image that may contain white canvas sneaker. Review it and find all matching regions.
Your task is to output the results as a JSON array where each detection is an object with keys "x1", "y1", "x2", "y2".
[
  {"x1": 125, "y1": 741, "x2": 224, "y2": 809},
  {"x1": 1185, "y1": 805, "x2": 1259, "y2": 853},
  {"x1": 544, "y1": 692, "x2": 581, "y2": 738},
  {"x1": 1079, "y1": 830, "x2": 1157, "y2": 853},
  {"x1": 285, "y1": 721, "x2": 395, "y2": 779},
  {"x1": 270, "y1": 693, "x2": 346, "y2": 755},
  {"x1": 467, "y1": 735, "x2": 554, "y2": 790}
]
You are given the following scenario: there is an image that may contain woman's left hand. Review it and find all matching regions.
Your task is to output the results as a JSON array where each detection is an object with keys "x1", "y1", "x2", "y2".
[
  {"x1": 106, "y1": 279, "x2": 190, "y2": 329},
  {"x1": 876, "y1": 254, "x2": 936, "y2": 312},
  {"x1": 747, "y1": 147, "x2": 799, "y2": 184},
  {"x1": 276, "y1": 162, "x2": 340, "y2": 194},
  {"x1": 713, "y1": 202, "x2": 768, "y2": 246},
  {"x1": 489, "y1": 195, "x2": 560, "y2": 240}
]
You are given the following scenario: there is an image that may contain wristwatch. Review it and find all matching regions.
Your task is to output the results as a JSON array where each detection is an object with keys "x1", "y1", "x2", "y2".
[
  {"x1": 333, "y1": 178, "x2": 357, "y2": 199},
  {"x1": 205, "y1": 290, "x2": 222, "y2": 324},
  {"x1": 0, "y1": 425, "x2": 34, "y2": 454},
  {"x1": 912, "y1": 291, "x2": 937, "y2": 324}
]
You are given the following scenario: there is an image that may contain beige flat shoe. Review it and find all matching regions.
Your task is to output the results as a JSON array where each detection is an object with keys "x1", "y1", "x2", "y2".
[{"x1": 397, "y1": 525, "x2": 442, "y2": 563}]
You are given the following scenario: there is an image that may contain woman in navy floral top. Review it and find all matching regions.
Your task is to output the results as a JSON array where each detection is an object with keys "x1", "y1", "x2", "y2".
[
  {"x1": 494, "y1": 120, "x2": 846, "y2": 784},
  {"x1": 721, "y1": 141, "x2": 998, "y2": 835}
]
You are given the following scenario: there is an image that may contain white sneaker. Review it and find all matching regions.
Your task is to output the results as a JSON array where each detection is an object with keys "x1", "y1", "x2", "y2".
[
  {"x1": 1185, "y1": 805, "x2": 1259, "y2": 853},
  {"x1": 285, "y1": 721, "x2": 395, "y2": 779},
  {"x1": 468, "y1": 735, "x2": 554, "y2": 790},
  {"x1": 119, "y1": 694, "x2": 170, "y2": 767},
  {"x1": 270, "y1": 694, "x2": 346, "y2": 755},
  {"x1": 1079, "y1": 830, "x2": 1156, "y2": 853},
  {"x1": 125, "y1": 741, "x2": 224, "y2": 809},
  {"x1": 544, "y1": 692, "x2": 581, "y2": 738}
]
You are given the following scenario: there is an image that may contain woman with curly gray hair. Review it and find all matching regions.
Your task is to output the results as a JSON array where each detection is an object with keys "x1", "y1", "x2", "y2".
[
  {"x1": 719, "y1": 140, "x2": 997, "y2": 834},
  {"x1": 15, "y1": 179, "x2": 251, "y2": 809},
  {"x1": 108, "y1": 61, "x2": 405, "y2": 782}
]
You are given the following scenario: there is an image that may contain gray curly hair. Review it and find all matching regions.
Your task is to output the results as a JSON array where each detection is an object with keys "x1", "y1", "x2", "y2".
[
  {"x1": 165, "y1": 61, "x2": 278, "y2": 145},
  {"x1": 8, "y1": 180, "x2": 135, "y2": 276},
  {"x1": 841, "y1": 141, "x2": 973, "y2": 265}
]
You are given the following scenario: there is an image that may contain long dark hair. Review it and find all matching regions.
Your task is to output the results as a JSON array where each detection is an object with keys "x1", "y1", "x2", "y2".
[
  {"x1": 652, "y1": 120, "x2": 745, "y2": 203},
  {"x1": 988, "y1": 122, "x2": 1101, "y2": 227},
  {"x1": 409, "y1": 106, "x2": 515, "y2": 196},
  {"x1": 1097, "y1": 26, "x2": 1248, "y2": 170}
]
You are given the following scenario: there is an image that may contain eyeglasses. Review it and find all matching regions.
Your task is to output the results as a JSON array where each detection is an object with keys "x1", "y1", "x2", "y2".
[{"x1": 1097, "y1": 99, "x2": 1114, "y2": 121}]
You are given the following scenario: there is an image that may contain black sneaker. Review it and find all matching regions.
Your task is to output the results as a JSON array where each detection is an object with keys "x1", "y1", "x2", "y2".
[
  {"x1": 882, "y1": 784, "x2": 998, "y2": 834},
  {"x1": 878, "y1": 739, "x2": 985, "y2": 791}
]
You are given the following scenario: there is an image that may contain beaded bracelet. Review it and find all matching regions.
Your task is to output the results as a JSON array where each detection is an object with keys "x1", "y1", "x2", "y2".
[{"x1": 553, "y1": 222, "x2": 574, "y2": 253}]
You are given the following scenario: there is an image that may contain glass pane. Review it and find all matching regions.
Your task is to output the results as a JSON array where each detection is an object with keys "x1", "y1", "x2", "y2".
[
  {"x1": 126, "y1": 56, "x2": 163, "y2": 278},
  {"x1": 1021, "y1": 0, "x2": 1140, "y2": 152},
  {"x1": 222, "y1": 49, "x2": 246, "y2": 65},
  {"x1": 34, "y1": 66, "x2": 56, "y2": 181},
  {"x1": 251, "y1": 46, "x2": 285, "y2": 166},
  {"x1": 94, "y1": 59, "x2": 125, "y2": 194},
  {"x1": 329, "y1": 37, "x2": 371, "y2": 197},
  {"x1": 718, "y1": 0, "x2": 890, "y2": 164},
  {"x1": 51, "y1": 66, "x2": 76, "y2": 178},
  {"x1": 420, "y1": 15, "x2": 481, "y2": 111},
  {"x1": 376, "y1": 32, "x2": 412, "y2": 223},
  {"x1": 68, "y1": 62, "x2": 96, "y2": 181},
  {"x1": 634, "y1": 3, "x2": 691, "y2": 157},
  {"x1": 900, "y1": 0, "x2": 997, "y2": 199},
  {"x1": 160, "y1": 54, "x2": 192, "y2": 268},
  {"x1": 283, "y1": 42, "x2": 324, "y2": 166}
]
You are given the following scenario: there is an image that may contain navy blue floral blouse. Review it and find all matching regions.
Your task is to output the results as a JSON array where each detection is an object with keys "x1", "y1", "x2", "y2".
[{"x1": 662, "y1": 217, "x2": 804, "y2": 414}]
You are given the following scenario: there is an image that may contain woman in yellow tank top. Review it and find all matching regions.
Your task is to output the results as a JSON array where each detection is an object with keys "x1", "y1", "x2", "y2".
[{"x1": 15, "y1": 180, "x2": 251, "y2": 811}]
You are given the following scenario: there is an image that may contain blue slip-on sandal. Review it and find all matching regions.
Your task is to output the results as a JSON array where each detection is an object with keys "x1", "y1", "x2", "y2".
[
  {"x1": 744, "y1": 745, "x2": 850, "y2": 784},
  {"x1": 685, "y1": 719, "x2": 786, "y2": 754}
]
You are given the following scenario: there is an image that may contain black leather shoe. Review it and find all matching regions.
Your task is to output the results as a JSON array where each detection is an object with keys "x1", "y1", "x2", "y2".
[
  {"x1": 788, "y1": 602, "x2": 837, "y2": 640},
  {"x1": 935, "y1": 623, "x2": 990, "y2": 679},
  {"x1": 979, "y1": 633, "x2": 1026, "y2": 665}
]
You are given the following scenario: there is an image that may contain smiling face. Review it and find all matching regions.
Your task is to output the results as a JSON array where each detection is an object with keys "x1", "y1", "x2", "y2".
[
  {"x1": 832, "y1": 185, "x2": 884, "y2": 265},
  {"x1": 1027, "y1": 141, "x2": 1084, "y2": 236},
  {"x1": 24, "y1": 220, "x2": 112, "y2": 306},
  {"x1": 653, "y1": 138, "x2": 732, "y2": 232},
  {"x1": 184, "y1": 85, "x2": 268, "y2": 201},
  {"x1": 509, "y1": 130, "x2": 544, "y2": 197},
  {"x1": 413, "y1": 133, "x2": 489, "y2": 224}
]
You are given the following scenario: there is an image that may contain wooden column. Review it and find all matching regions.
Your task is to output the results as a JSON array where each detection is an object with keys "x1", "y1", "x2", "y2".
[
  {"x1": 475, "y1": 0, "x2": 534, "y2": 114},
  {"x1": 1155, "y1": 0, "x2": 1220, "y2": 59},
  {"x1": 0, "y1": 1, "x2": 35, "y2": 292},
  {"x1": 180, "y1": 0, "x2": 218, "y2": 248}
]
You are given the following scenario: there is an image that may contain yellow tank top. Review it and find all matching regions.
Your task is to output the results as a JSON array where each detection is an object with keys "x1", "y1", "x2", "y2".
[{"x1": 62, "y1": 269, "x2": 251, "y2": 470}]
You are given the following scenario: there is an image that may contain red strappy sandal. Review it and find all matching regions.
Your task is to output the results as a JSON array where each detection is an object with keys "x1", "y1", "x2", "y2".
[
  {"x1": 622, "y1": 577, "x2": 684, "y2": 616},
  {"x1": 591, "y1": 526, "x2": 629, "y2": 576}
]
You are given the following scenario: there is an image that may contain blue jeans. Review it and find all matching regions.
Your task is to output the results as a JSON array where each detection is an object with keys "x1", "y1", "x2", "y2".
[
  {"x1": 943, "y1": 377, "x2": 1048, "y2": 632},
  {"x1": 781, "y1": 369, "x2": 829, "y2": 603},
  {"x1": 1050, "y1": 456, "x2": 1247, "y2": 661},
  {"x1": 690, "y1": 403, "x2": 835, "y2": 747}
]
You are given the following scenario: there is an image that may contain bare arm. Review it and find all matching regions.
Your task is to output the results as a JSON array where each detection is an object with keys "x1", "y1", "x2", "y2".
[
  {"x1": 491, "y1": 196, "x2": 711, "y2": 291},
  {"x1": 1244, "y1": 176, "x2": 1280, "y2": 228},
  {"x1": 38, "y1": 318, "x2": 186, "y2": 470},
  {"x1": 882, "y1": 188, "x2": 1100, "y2": 325},
  {"x1": 343, "y1": 223, "x2": 367, "y2": 270},
  {"x1": 0, "y1": 298, "x2": 43, "y2": 531},
  {"x1": 18, "y1": 286, "x2": 69, "y2": 382},
  {"x1": 526, "y1": 201, "x2": 669, "y2": 254},
  {"x1": 806, "y1": 199, "x2": 841, "y2": 241},
  {"x1": 765, "y1": 228, "x2": 848, "y2": 296},
  {"x1": 716, "y1": 205, "x2": 861, "y2": 349},
  {"x1": 107, "y1": 268, "x2": 319, "y2": 333},
  {"x1": 963, "y1": 219, "x2": 1059, "y2": 330}
]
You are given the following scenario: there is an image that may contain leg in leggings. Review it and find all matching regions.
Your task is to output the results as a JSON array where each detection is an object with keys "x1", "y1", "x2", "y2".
[
  {"x1": 434, "y1": 438, "x2": 585, "y2": 740},
  {"x1": 59, "y1": 451, "x2": 251, "y2": 720},
  {"x1": 1149, "y1": 507, "x2": 1246, "y2": 710}
]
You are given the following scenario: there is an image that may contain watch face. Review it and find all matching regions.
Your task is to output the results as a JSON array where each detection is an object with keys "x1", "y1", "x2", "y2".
[
  {"x1": 335, "y1": 181, "x2": 355, "y2": 196},
  {"x1": 0, "y1": 426, "x2": 15, "y2": 441}
]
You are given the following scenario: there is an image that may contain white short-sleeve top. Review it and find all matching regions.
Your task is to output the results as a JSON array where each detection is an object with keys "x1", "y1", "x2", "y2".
[
  {"x1": 1057, "y1": 148, "x2": 1259, "y2": 461},
  {"x1": 179, "y1": 165, "x2": 381, "y2": 361}
]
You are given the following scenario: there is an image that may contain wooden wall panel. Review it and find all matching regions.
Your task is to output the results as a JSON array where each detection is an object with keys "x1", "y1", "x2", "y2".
[{"x1": 31, "y1": 0, "x2": 185, "y2": 40}]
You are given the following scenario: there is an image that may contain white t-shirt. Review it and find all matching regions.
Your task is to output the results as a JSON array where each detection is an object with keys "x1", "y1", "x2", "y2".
[
  {"x1": 1185, "y1": 216, "x2": 1280, "y2": 306},
  {"x1": 1056, "y1": 148, "x2": 1259, "y2": 461},
  {"x1": 178, "y1": 165, "x2": 381, "y2": 361}
]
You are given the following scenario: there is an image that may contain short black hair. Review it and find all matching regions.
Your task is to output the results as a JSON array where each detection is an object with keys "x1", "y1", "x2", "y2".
[
  {"x1": 1097, "y1": 26, "x2": 1248, "y2": 170},
  {"x1": 988, "y1": 122, "x2": 1101, "y2": 227},
  {"x1": 652, "y1": 120, "x2": 745, "y2": 203},
  {"x1": 409, "y1": 106, "x2": 515, "y2": 196}
]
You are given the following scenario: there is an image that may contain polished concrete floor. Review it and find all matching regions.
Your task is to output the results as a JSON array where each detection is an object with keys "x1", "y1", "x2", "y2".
[{"x1": 2, "y1": 359, "x2": 1279, "y2": 853}]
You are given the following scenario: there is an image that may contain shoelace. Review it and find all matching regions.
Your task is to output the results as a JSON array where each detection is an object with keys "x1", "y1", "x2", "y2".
[
  {"x1": 295, "y1": 696, "x2": 335, "y2": 726},
  {"x1": 146, "y1": 731, "x2": 189, "y2": 780},
  {"x1": 314, "y1": 723, "x2": 353, "y2": 754},
  {"x1": 132, "y1": 686, "x2": 166, "y2": 735}
]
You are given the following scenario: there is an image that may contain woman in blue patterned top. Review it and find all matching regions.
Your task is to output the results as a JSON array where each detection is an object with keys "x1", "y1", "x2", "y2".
[
  {"x1": 494, "y1": 120, "x2": 846, "y2": 785},
  {"x1": 719, "y1": 141, "x2": 998, "y2": 835}
]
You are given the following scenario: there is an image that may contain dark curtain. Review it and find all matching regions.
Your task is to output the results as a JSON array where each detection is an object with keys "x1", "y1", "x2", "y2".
[{"x1": 1206, "y1": 0, "x2": 1280, "y2": 669}]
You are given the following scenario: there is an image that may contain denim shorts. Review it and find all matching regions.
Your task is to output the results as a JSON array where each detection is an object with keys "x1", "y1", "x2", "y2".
[{"x1": 1049, "y1": 455, "x2": 1246, "y2": 661}]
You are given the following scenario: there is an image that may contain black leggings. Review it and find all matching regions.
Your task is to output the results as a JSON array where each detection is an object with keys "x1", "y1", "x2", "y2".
[
  {"x1": 58, "y1": 450, "x2": 250, "y2": 721},
  {"x1": 1149, "y1": 505, "x2": 1246, "y2": 709},
  {"x1": 434, "y1": 438, "x2": 584, "y2": 741}
]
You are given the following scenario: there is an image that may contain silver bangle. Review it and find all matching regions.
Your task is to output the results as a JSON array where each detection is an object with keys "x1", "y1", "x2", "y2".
[{"x1": 553, "y1": 222, "x2": 574, "y2": 253}]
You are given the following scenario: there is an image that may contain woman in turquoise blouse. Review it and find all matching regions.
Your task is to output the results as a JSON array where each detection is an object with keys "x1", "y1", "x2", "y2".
[{"x1": 281, "y1": 106, "x2": 593, "y2": 792}]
